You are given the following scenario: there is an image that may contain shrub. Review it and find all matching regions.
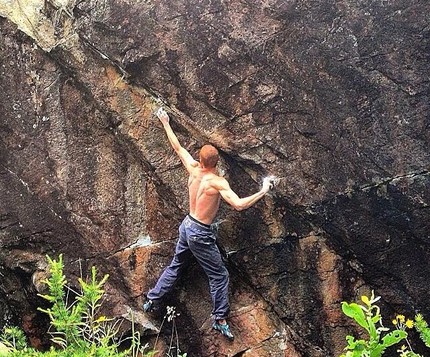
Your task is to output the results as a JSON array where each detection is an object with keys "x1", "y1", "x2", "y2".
[
  {"x1": 340, "y1": 291, "x2": 407, "y2": 357},
  {"x1": 414, "y1": 314, "x2": 430, "y2": 349},
  {"x1": 340, "y1": 291, "x2": 430, "y2": 357},
  {"x1": 1, "y1": 255, "x2": 152, "y2": 357}
]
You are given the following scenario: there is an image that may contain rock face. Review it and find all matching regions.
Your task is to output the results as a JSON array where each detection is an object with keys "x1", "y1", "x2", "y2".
[{"x1": 0, "y1": 1, "x2": 429, "y2": 356}]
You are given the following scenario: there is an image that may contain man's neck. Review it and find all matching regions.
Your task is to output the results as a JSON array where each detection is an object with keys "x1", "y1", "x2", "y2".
[{"x1": 199, "y1": 164, "x2": 216, "y2": 174}]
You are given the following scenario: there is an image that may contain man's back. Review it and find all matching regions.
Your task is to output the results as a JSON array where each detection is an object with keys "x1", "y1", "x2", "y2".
[{"x1": 189, "y1": 166, "x2": 221, "y2": 225}]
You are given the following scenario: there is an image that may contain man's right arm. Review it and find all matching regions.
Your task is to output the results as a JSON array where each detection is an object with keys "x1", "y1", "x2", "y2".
[
  {"x1": 157, "y1": 109, "x2": 198, "y2": 173},
  {"x1": 216, "y1": 177, "x2": 271, "y2": 211}
]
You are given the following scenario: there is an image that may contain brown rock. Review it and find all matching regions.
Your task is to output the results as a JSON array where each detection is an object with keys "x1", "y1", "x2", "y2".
[{"x1": 1, "y1": 1, "x2": 429, "y2": 356}]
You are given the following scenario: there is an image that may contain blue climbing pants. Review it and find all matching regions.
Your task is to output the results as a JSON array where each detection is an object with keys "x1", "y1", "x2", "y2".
[{"x1": 147, "y1": 215, "x2": 230, "y2": 320}]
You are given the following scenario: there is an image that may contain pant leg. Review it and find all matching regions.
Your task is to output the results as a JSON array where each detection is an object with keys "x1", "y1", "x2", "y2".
[
  {"x1": 147, "y1": 220, "x2": 192, "y2": 302},
  {"x1": 185, "y1": 221, "x2": 230, "y2": 320}
]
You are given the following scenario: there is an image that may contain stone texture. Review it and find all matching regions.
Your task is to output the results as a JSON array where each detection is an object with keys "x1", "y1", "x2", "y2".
[{"x1": 0, "y1": 1, "x2": 429, "y2": 356}]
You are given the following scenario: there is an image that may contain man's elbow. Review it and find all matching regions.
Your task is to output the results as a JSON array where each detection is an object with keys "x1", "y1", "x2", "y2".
[{"x1": 233, "y1": 202, "x2": 247, "y2": 211}]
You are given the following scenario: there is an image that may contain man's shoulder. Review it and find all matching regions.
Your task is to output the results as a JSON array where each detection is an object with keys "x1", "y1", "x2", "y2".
[{"x1": 209, "y1": 174, "x2": 229, "y2": 190}]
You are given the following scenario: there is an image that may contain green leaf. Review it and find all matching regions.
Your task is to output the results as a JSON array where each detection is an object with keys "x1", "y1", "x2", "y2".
[
  {"x1": 37, "y1": 294, "x2": 56, "y2": 302},
  {"x1": 342, "y1": 302, "x2": 369, "y2": 332},
  {"x1": 381, "y1": 330, "x2": 407, "y2": 347},
  {"x1": 368, "y1": 330, "x2": 406, "y2": 357},
  {"x1": 367, "y1": 316, "x2": 378, "y2": 341}
]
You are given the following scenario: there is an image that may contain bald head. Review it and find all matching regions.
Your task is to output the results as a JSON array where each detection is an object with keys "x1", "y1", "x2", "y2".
[{"x1": 199, "y1": 145, "x2": 219, "y2": 168}]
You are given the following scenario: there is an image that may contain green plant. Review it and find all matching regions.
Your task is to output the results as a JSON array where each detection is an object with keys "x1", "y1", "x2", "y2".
[
  {"x1": 0, "y1": 327, "x2": 27, "y2": 351},
  {"x1": 414, "y1": 314, "x2": 430, "y2": 349},
  {"x1": 33, "y1": 254, "x2": 153, "y2": 356},
  {"x1": 0, "y1": 255, "x2": 188, "y2": 357},
  {"x1": 392, "y1": 315, "x2": 422, "y2": 357},
  {"x1": 37, "y1": 254, "x2": 138, "y2": 356},
  {"x1": 37, "y1": 254, "x2": 84, "y2": 349},
  {"x1": 120, "y1": 310, "x2": 153, "y2": 357},
  {"x1": 340, "y1": 291, "x2": 407, "y2": 357}
]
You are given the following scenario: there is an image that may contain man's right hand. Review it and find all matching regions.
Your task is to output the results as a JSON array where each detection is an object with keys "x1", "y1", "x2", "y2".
[{"x1": 156, "y1": 107, "x2": 169, "y2": 125}]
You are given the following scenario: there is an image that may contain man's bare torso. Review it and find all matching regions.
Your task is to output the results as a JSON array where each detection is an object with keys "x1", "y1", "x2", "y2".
[{"x1": 188, "y1": 165, "x2": 221, "y2": 225}]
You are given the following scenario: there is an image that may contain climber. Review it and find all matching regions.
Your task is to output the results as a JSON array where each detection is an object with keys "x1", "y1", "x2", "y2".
[{"x1": 143, "y1": 107, "x2": 273, "y2": 341}]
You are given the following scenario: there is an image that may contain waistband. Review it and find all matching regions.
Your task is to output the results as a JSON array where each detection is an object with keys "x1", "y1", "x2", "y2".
[{"x1": 187, "y1": 214, "x2": 211, "y2": 228}]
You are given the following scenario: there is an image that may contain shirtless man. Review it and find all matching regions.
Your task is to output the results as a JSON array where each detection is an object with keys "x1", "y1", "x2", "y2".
[{"x1": 143, "y1": 108, "x2": 272, "y2": 340}]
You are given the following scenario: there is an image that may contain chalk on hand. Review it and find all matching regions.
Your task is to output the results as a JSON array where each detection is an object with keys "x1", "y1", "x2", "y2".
[
  {"x1": 264, "y1": 175, "x2": 279, "y2": 190},
  {"x1": 156, "y1": 107, "x2": 167, "y2": 118}
]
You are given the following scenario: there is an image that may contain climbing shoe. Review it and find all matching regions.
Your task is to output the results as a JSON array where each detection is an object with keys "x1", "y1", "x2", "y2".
[
  {"x1": 143, "y1": 299, "x2": 154, "y2": 313},
  {"x1": 212, "y1": 321, "x2": 234, "y2": 340}
]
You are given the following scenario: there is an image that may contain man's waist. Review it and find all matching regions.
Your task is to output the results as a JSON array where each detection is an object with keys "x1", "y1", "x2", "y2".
[{"x1": 187, "y1": 214, "x2": 212, "y2": 228}]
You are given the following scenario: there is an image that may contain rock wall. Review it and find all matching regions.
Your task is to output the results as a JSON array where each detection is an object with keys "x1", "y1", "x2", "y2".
[{"x1": 0, "y1": 1, "x2": 429, "y2": 356}]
